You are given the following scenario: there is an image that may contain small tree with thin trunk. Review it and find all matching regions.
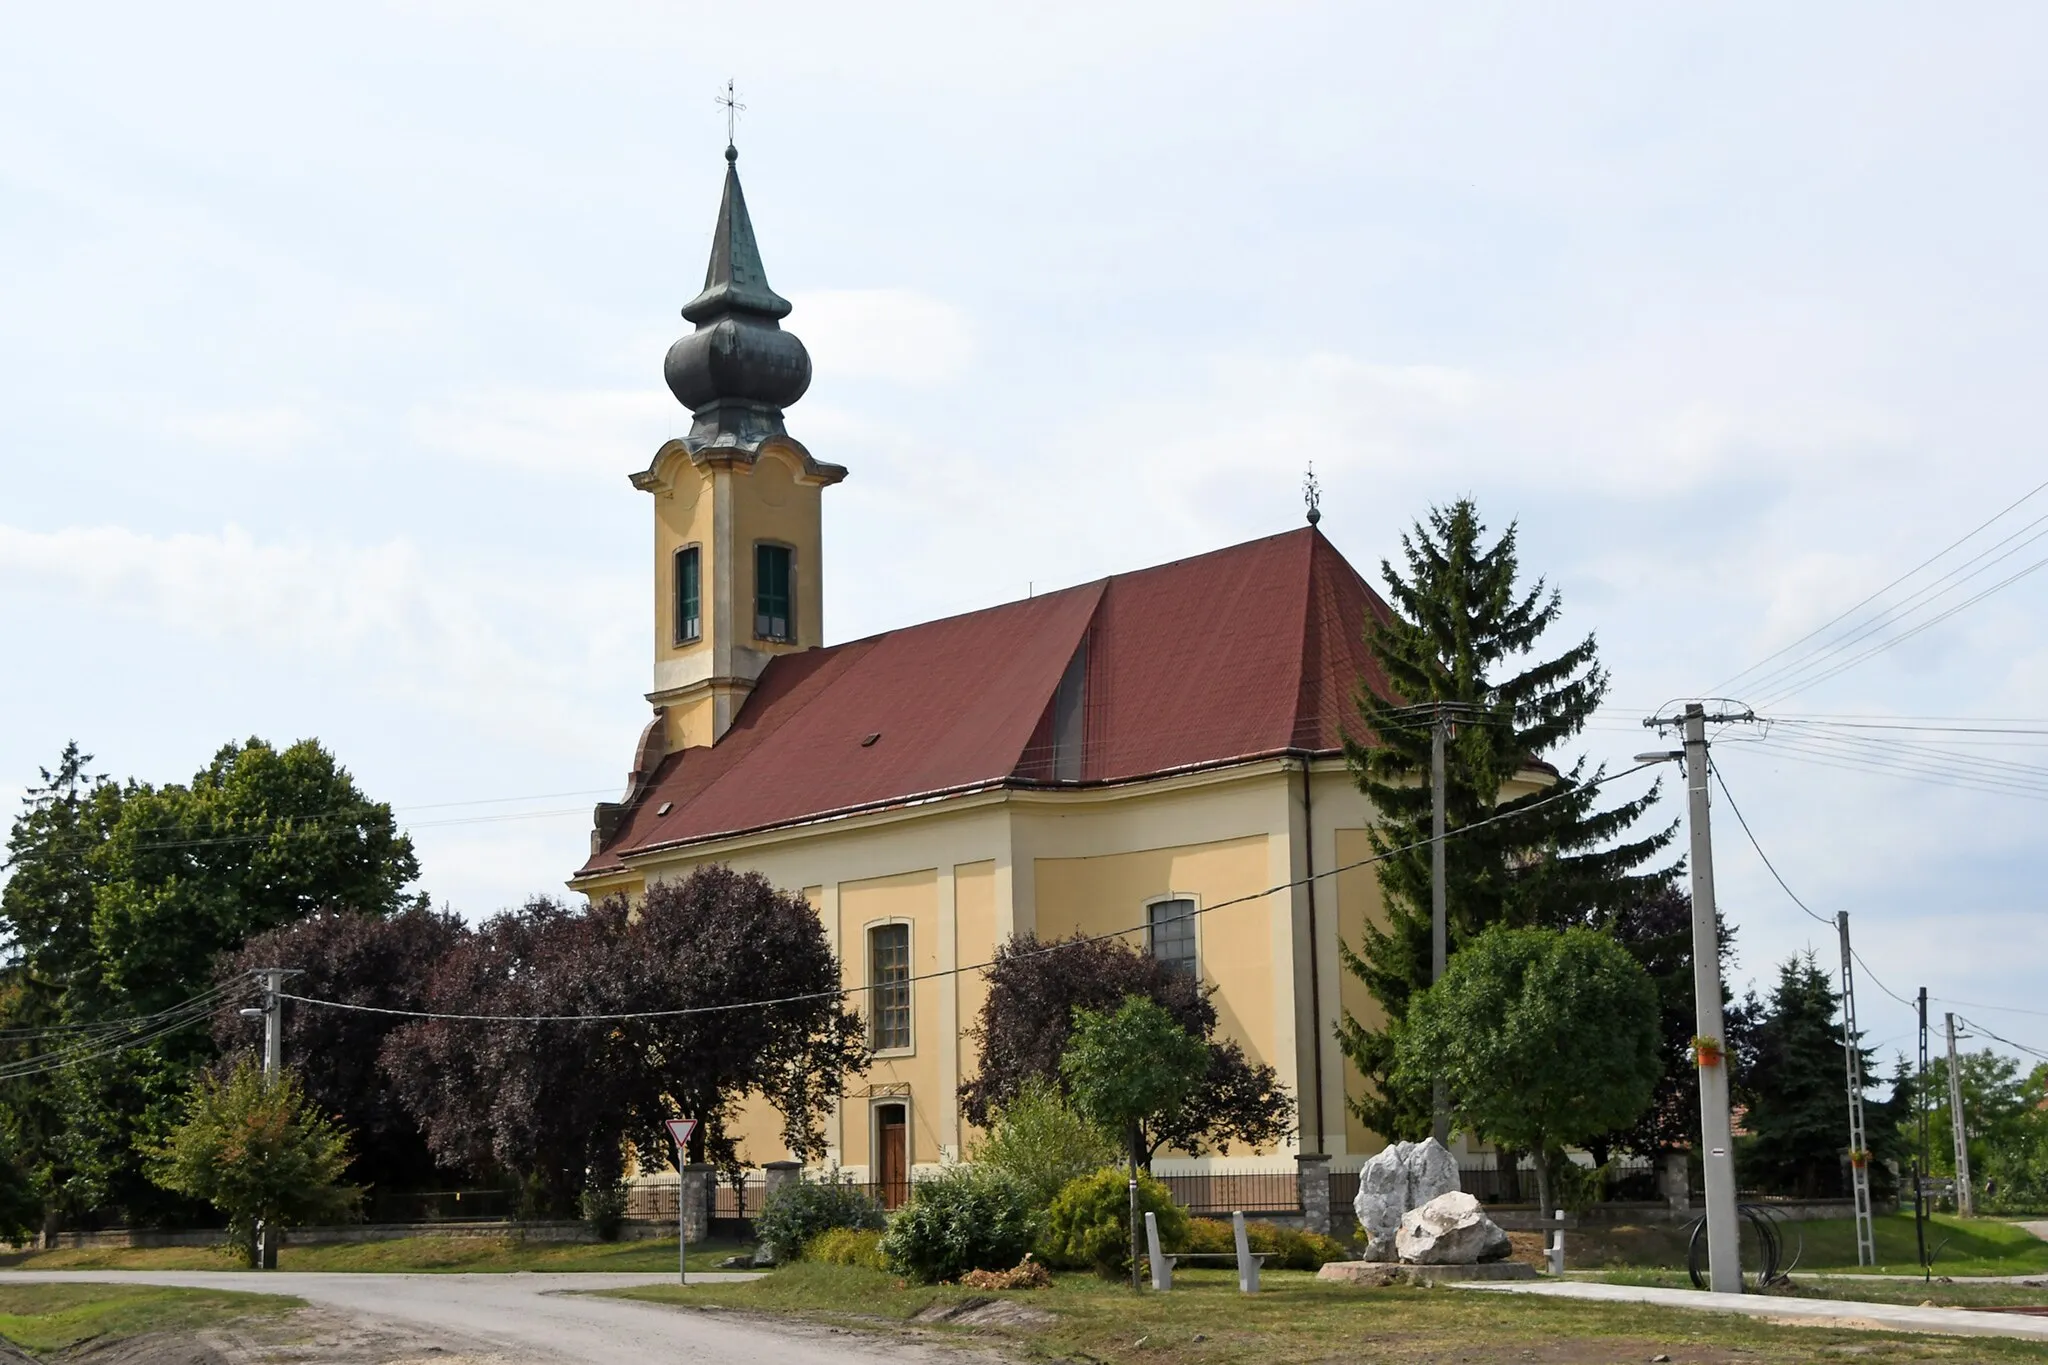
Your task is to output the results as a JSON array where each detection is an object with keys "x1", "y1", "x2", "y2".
[
  {"x1": 144, "y1": 1057, "x2": 359, "y2": 1267},
  {"x1": 1060, "y1": 996, "x2": 1208, "y2": 1288},
  {"x1": 1393, "y1": 925, "x2": 1659, "y2": 1217}
]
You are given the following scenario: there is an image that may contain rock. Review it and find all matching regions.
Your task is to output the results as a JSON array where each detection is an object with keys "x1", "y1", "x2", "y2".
[
  {"x1": 718, "y1": 1254, "x2": 753, "y2": 1268},
  {"x1": 1317, "y1": 1260, "x2": 1401, "y2": 1286},
  {"x1": 1395, "y1": 1190, "x2": 1512, "y2": 1265},
  {"x1": 1352, "y1": 1137, "x2": 1462, "y2": 1260},
  {"x1": 750, "y1": 1243, "x2": 778, "y2": 1267}
]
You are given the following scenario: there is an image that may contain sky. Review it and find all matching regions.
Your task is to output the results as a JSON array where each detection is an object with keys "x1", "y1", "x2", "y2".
[{"x1": 3, "y1": 2, "x2": 2044, "y2": 1071}]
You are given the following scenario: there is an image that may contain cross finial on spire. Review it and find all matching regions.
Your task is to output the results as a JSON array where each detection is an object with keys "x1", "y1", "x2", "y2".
[
  {"x1": 1303, "y1": 463, "x2": 1322, "y2": 526},
  {"x1": 716, "y1": 79, "x2": 746, "y2": 152}
]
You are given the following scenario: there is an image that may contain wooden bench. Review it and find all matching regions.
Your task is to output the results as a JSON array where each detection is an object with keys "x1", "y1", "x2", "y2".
[{"x1": 1144, "y1": 1210, "x2": 1274, "y2": 1293}]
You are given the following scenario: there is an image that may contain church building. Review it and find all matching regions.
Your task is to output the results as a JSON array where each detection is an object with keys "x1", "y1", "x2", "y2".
[{"x1": 571, "y1": 143, "x2": 1530, "y2": 1186}]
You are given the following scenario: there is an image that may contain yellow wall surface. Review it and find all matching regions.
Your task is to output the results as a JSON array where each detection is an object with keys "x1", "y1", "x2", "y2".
[
  {"x1": 1334, "y1": 826, "x2": 1390, "y2": 1156},
  {"x1": 836, "y1": 868, "x2": 944, "y2": 1168},
  {"x1": 730, "y1": 450, "x2": 826, "y2": 653},
  {"x1": 1032, "y1": 834, "x2": 1279, "y2": 1149},
  {"x1": 953, "y1": 860, "x2": 996, "y2": 1149}
]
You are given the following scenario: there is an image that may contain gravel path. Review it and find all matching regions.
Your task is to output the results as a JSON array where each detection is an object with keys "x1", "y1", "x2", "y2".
[
  {"x1": 5, "y1": 1271, "x2": 975, "y2": 1365},
  {"x1": 1460, "y1": 1278, "x2": 2048, "y2": 1342}
]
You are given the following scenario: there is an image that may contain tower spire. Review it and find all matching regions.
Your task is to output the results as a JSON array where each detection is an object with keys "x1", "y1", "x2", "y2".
[{"x1": 664, "y1": 136, "x2": 811, "y2": 451}]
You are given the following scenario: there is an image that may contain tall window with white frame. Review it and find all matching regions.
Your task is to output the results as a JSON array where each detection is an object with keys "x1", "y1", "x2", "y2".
[
  {"x1": 755, "y1": 543, "x2": 793, "y2": 642},
  {"x1": 869, "y1": 924, "x2": 911, "y2": 1051},
  {"x1": 1146, "y1": 898, "x2": 1197, "y2": 978},
  {"x1": 673, "y1": 545, "x2": 701, "y2": 643}
]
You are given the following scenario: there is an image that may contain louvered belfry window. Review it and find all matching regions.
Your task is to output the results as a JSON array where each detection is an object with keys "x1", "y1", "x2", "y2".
[
  {"x1": 755, "y1": 543, "x2": 793, "y2": 641},
  {"x1": 870, "y1": 924, "x2": 911, "y2": 1050},
  {"x1": 673, "y1": 546, "x2": 701, "y2": 643}
]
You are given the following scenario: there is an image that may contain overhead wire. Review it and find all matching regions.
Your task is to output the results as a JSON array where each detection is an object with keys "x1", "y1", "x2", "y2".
[
  {"x1": 1709, "y1": 478, "x2": 2048, "y2": 698},
  {"x1": 281, "y1": 758, "x2": 1668, "y2": 1026}
]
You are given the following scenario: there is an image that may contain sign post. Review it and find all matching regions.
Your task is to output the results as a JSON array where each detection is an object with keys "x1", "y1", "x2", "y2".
[{"x1": 666, "y1": 1118, "x2": 698, "y2": 1285}]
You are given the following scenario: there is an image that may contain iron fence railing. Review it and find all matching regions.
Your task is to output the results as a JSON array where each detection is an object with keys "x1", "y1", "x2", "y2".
[
  {"x1": 1157, "y1": 1172, "x2": 1300, "y2": 1215},
  {"x1": 362, "y1": 1189, "x2": 520, "y2": 1223}
]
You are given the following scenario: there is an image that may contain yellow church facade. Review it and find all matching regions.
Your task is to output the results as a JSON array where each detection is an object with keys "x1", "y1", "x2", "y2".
[{"x1": 571, "y1": 143, "x2": 1537, "y2": 1186}]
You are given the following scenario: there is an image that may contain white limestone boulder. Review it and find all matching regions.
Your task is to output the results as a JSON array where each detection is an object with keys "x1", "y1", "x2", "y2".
[
  {"x1": 1395, "y1": 1190, "x2": 1512, "y2": 1265},
  {"x1": 1352, "y1": 1137, "x2": 1461, "y2": 1261}
]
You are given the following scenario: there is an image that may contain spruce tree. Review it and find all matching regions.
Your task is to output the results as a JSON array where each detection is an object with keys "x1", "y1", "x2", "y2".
[
  {"x1": 1743, "y1": 953, "x2": 1885, "y2": 1197},
  {"x1": 1336, "y1": 500, "x2": 1676, "y2": 1139}
]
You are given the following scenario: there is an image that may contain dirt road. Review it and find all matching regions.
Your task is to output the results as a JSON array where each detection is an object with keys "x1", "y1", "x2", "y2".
[{"x1": 7, "y1": 1271, "x2": 978, "y2": 1364}]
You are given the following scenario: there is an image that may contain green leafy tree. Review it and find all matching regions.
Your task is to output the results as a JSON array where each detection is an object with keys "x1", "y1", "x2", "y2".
[
  {"x1": 970, "y1": 1078, "x2": 1121, "y2": 1211},
  {"x1": 143, "y1": 1058, "x2": 361, "y2": 1266},
  {"x1": 1060, "y1": 996, "x2": 1208, "y2": 1288},
  {"x1": 1913, "y1": 1047, "x2": 2033, "y2": 1206},
  {"x1": 1060, "y1": 996, "x2": 1210, "y2": 1174},
  {"x1": 1339, "y1": 500, "x2": 1675, "y2": 1139},
  {"x1": 1, "y1": 738, "x2": 418, "y2": 1230},
  {"x1": 1393, "y1": 924, "x2": 1660, "y2": 1216},
  {"x1": 1041, "y1": 1167, "x2": 1187, "y2": 1279}
]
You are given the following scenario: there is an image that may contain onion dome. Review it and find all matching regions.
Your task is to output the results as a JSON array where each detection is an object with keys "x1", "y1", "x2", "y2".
[{"x1": 663, "y1": 145, "x2": 812, "y2": 451}]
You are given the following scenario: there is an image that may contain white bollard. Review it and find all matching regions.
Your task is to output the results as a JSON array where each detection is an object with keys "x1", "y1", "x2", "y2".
[
  {"x1": 1546, "y1": 1208, "x2": 1565, "y2": 1275},
  {"x1": 1233, "y1": 1211, "x2": 1259, "y2": 1294},
  {"x1": 1145, "y1": 1211, "x2": 1172, "y2": 1291}
]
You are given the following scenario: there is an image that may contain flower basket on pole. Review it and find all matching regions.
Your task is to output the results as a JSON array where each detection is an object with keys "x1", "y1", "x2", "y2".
[{"x1": 1691, "y1": 1035, "x2": 1724, "y2": 1068}]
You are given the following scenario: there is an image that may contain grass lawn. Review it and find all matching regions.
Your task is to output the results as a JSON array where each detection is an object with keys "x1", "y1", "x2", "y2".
[
  {"x1": 1572, "y1": 1213, "x2": 2048, "y2": 1278},
  {"x1": 0, "y1": 1282, "x2": 300, "y2": 1354},
  {"x1": 606, "y1": 1261, "x2": 2048, "y2": 1364},
  {"x1": 1589, "y1": 1268, "x2": 2048, "y2": 1310},
  {"x1": 0, "y1": 1235, "x2": 750, "y2": 1275}
]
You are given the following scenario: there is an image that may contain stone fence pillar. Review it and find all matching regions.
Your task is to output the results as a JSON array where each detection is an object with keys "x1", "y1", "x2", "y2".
[
  {"x1": 681, "y1": 1164, "x2": 715, "y2": 1242},
  {"x1": 1296, "y1": 1153, "x2": 1333, "y2": 1236},
  {"x1": 1659, "y1": 1151, "x2": 1690, "y2": 1213},
  {"x1": 763, "y1": 1160, "x2": 803, "y2": 1210}
]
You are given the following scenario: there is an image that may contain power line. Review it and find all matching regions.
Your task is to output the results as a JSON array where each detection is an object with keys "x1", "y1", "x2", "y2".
[
  {"x1": 1931, "y1": 996, "x2": 2048, "y2": 1021},
  {"x1": 1710, "y1": 478, "x2": 2048, "y2": 697},
  {"x1": 1708, "y1": 765, "x2": 1833, "y2": 928},
  {"x1": 283, "y1": 758, "x2": 1667, "y2": 1027},
  {"x1": 1956, "y1": 1016, "x2": 2048, "y2": 1063}
]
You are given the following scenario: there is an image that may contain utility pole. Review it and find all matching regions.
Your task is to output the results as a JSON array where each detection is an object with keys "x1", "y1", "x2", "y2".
[
  {"x1": 1835, "y1": 913, "x2": 1874, "y2": 1266},
  {"x1": 1914, "y1": 985, "x2": 1930, "y2": 1272},
  {"x1": 1642, "y1": 702, "x2": 1744, "y2": 1294},
  {"x1": 1945, "y1": 1013, "x2": 1974, "y2": 1216},
  {"x1": 1430, "y1": 713, "x2": 1450, "y2": 1148},
  {"x1": 238, "y1": 968, "x2": 297, "y2": 1269}
]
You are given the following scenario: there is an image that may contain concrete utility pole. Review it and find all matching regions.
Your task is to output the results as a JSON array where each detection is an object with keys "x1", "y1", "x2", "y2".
[
  {"x1": 1680, "y1": 705, "x2": 1743, "y2": 1294},
  {"x1": 238, "y1": 968, "x2": 297, "y2": 1269},
  {"x1": 1640, "y1": 703, "x2": 1746, "y2": 1294},
  {"x1": 1835, "y1": 913, "x2": 1875, "y2": 1266},
  {"x1": 1430, "y1": 714, "x2": 1450, "y2": 1148},
  {"x1": 1946, "y1": 1013, "x2": 1975, "y2": 1216}
]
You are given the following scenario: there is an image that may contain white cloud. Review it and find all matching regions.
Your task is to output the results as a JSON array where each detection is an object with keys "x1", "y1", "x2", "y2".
[
  {"x1": 791, "y1": 289, "x2": 975, "y2": 386},
  {"x1": 161, "y1": 405, "x2": 321, "y2": 460},
  {"x1": 0, "y1": 523, "x2": 636, "y2": 759},
  {"x1": 409, "y1": 388, "x2": 676, "y2": 476}
]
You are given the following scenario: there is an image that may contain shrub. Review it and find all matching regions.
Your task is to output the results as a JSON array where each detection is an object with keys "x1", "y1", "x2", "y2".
[
  {"x1": 1041, "y1": 1167, "x2": 1187, "y2": 1278},
  {"x1": 971, "y1": 1079, "x2": 1121, "y2": 1211},
  {"x1": 878, "y1": 1166, "x2": 1038, "y2": 1284},
  {"x1": 755, "y1": 1174, "x2": 884, "y2": 1262},
  {"x1": 1176, "y1": 1217, "x2": 1346, "y2": 1269},
  {"x1": 581, "y1": 1178, "x2": 627, "y2": 1241},
  {"x1": 806, "y1": 1226, "x2": 887, "y2": 1269}
]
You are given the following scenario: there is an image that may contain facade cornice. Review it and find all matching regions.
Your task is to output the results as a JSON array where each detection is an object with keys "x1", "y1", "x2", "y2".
[{"x1": 630, "y1": 435, "x2": 848, "y2": 494}]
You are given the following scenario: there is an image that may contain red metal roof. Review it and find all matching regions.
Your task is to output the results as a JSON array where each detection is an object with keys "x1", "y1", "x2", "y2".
[{"x1": 579, "y1": 526, "x2": 1393, "y2": 874}]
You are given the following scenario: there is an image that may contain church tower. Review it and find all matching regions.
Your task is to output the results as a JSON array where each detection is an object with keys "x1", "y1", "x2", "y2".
[{"x1": 631, "y1": 142, "x2": 847, "y2": 755}]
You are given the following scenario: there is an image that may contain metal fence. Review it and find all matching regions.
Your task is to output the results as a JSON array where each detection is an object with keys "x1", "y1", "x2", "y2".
[
  {"x1": 1157, "y1": 1172, "x2": 1300, "y2": 1215},
  {"x1": 1329, "y1": 1158, "x2": 1665, "y2": 1212}
]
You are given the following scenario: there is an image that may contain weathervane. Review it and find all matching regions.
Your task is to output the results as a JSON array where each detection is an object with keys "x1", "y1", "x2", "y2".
[
  {"x1": 1303, "y1": 463, "x2": 1322, "y2": 526},
  {"x1": 716, "y1": 79, "x2": 746, "y2": 148}
]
